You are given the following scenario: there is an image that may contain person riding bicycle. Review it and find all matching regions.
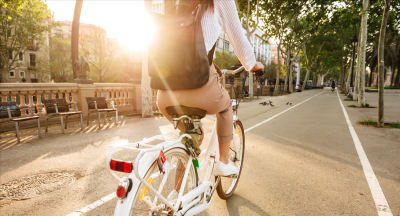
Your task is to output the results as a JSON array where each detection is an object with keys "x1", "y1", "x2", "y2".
[
  {"x1": 331, "y1": 81, "x2": 336, "y2": 91},
  {"x1": 157, "y1": 0, "x2": 263, "y2": 177}
]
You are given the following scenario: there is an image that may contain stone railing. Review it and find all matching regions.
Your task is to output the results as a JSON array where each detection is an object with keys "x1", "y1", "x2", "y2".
[
  {"x1": 0, "y1": 83, "x2": 142, "y2": 120},
  {"x1": 0, "y1": 83, "x2": 79, "y2": 118},
  {"x1": 94, "y1": 83, "x2": 139, "y2": 113}
]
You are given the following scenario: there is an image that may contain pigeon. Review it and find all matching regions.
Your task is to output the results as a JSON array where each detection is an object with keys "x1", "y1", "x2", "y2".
[
  {"x1": 290, "y1": 103, "x2": 292, "y2": 106},
  {"x1": 286, "y1": 102, "x2": 289, "y2": 105},
  {"x1": 259, "y1": 101, "x2": 269, "y2": 106},
  {"x1": 269, "y1": 100, "x2": 275, "y2": 107}
]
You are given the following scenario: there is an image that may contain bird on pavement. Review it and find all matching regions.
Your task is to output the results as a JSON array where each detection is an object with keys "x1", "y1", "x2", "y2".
[
  {"x1": 259, "y1": 101, "x2": 269, "y2": 106},
  {"x1": 286, "y1": 102, "x2": 289, "y2": 105},
  {"x1": 269, "y1": 101, "x2": 275, "y2": 107}
]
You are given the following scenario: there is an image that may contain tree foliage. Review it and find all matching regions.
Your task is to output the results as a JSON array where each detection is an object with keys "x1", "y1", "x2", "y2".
[
  {"x1": 0, "y1": 0, "x2": 51, "y2": 82},
  {"x1": 213, "y1": 50, "x2": 240, "y2": 70}
]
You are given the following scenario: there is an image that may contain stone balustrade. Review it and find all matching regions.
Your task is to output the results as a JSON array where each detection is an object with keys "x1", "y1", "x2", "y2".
[
  {"x1": 0, "y1": 83, "x2": 143, "y2": 120},
  {"x1": 0, "y1": 83, "x2": 79, "y2": 118},
  {"x1": 94, "y1": 83, "x2": 139, "y2": 113}
]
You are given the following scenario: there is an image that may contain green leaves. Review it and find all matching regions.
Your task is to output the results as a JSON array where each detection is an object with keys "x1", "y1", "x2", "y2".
[{"x1": 0, "y1": 0, "x2": 53, "y2": 82}]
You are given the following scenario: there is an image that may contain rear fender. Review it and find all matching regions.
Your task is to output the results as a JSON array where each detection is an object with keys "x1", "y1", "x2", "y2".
[{"x1": 114, "y1": 143, "x2": 187, "y2": 215}]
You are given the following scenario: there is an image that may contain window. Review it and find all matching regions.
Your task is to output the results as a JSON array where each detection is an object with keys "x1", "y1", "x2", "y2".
[
  {"x1": 31, "y1": 73, "x2": 36, "y2": 79},
  {"x1": 217, "y1": 39, "x2": 220, "y2": 47},
  {"x1": 9, "y1": 50, "x2": 13, "y2": 59},
  {"x1": 19, "y1": 52, "x2": 23, "y2": 60},
  {"x1": 29, "y1": 36, "x2": 34, "y2": 44},
  {"x1": 19, "y1": 71, "x2": 25, "y2": 78},
  {"x1": 9, "y1": 71, "x2": 15, "y2": 78},
  {"x1": 224, "y1": 41, "x2": 229, "y2": 50},
  {"x1": 30, "y1": 54, "x2": 36, "y2": 67}
]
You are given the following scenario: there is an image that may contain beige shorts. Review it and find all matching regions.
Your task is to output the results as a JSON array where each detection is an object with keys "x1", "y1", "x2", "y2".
[{"x1": 157, "y1": 64, "x2": 233, "y2": 143}]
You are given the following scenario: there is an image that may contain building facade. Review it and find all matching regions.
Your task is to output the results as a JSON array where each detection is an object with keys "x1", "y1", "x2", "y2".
[
  {"x1": 270, "y1": 44, "x2": 285, "y2": 65},
  {"x1": 216, "y1": 28, "x2": 271, "y2": 66},
  {"x1": 1, "y1": 11, "x2": 52, "y2": 83}
]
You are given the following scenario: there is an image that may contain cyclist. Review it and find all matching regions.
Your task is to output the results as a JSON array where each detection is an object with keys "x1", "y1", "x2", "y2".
[
  {"x1": 157, "y1": 0, "x2": 263, "y2": 177},
  {"x1": 331, "y1": 81, "x2": 336, "y2": 92}
]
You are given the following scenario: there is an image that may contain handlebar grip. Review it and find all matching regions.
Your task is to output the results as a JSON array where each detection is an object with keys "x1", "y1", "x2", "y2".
[{"x1": 253, "y1": 70, "x2": 264, "y2": 77}]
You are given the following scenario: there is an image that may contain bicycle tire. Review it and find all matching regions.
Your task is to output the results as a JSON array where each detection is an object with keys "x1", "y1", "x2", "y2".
[
  {"x1": 129, "y1": 147, "x2": 198, "y2": 215},
  {"x1": 215, "y1": 119, "x2": 245, "y2": 200}
]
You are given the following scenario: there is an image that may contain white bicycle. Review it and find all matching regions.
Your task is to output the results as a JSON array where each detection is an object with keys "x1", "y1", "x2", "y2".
[{"x1": 106, "y1": 101, "x2": 245, "y2": 216}]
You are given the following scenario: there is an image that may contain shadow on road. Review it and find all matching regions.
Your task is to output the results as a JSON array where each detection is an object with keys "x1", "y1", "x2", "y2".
[{"x1": 226, "y1": 194, "x2": 271, "y2": 216}]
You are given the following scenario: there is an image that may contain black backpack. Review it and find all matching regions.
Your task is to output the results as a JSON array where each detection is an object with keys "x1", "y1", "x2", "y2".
[{"x1": 148, "y1": 3, "x2": 215, "y2": 90}]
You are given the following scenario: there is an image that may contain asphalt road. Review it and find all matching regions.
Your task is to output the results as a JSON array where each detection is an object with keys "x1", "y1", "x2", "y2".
[{"x1": 0, "y1": 89, "x2": 399, "y2": 216}]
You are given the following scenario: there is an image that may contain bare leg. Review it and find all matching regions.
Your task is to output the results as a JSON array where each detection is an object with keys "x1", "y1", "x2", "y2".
[{"x1": 218, "y1": 142, "x2": 230, "y2": 164}]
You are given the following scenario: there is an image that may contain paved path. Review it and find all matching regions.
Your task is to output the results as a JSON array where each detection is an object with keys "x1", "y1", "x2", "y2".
[{"x1": 0, "y1": 89, "x2": 399, "y2": 216}]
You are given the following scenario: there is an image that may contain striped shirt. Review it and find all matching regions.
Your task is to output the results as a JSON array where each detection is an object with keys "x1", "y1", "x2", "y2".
[{"x1": 202, "y1": 0, "x2": 256, "y2": 71}]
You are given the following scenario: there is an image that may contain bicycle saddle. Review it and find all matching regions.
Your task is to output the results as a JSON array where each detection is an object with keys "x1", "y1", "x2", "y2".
[{"x1": 166, "y1": 106, "x2": 207, "y2": 119}]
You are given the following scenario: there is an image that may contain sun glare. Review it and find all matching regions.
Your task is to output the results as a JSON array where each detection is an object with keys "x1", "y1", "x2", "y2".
[{"x1": 117, "y1": 11, "x2": 155, "y2": 51}]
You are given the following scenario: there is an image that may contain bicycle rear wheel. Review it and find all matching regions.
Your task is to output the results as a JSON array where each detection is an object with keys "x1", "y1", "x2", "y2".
[
  {"x1": 129, "y1": 148, "x2": 198, "y2": 215},
  {"x1": 216, "y1": 119, "x2": 245, "y2": 200}
]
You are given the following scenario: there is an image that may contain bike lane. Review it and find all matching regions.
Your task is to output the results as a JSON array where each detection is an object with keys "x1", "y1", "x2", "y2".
[{"x1": 213, "y1": 89, "x2": 386, "y2": 216}]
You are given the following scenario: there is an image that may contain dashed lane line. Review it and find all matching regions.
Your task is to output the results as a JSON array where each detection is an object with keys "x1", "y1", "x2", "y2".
[
  {"x1": 66, "y1": 90, "x2": 325, "y2": 216},
  {"x1": 65, "y1": 193, "x2": 116, "y2": 216},
  {"x1": 336, "y1": 91, "x2": 392, "y2": 216}
]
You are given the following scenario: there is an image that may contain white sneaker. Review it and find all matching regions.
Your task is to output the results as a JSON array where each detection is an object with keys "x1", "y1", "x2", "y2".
[
  {"x1": 212, "y1": 161, "x2": 239, "y2": 176},
  {"x1": 167, "y1": 190, "x2": 179, "y2": 204}
]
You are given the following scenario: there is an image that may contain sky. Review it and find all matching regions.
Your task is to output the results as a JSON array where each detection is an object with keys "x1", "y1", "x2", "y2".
[{"x1": 45, "y1": 0, "x2": 154, "y2": 50}]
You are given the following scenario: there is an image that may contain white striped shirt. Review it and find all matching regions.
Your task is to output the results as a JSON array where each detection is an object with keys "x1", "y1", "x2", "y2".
[{"x1": 202, "y1": 0, "x2": 256, "y2": 71}]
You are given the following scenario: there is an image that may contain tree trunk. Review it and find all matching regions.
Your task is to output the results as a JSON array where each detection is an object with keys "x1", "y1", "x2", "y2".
[
  {"x1": 390, "y1": 67, "x2": 395, "y2": 86},
  {"x1": 357, "y1": 0, "x2": 368, "y2": 107},
  {"x1": 394, "y1": 46, "x2": 400, "y2": 88},
  {"x1": 378, "y1": 0, "x2": 391, "y2": 126},
  {"x1": 142, "y1": 0, "x2": 153, "y2": 118},
  {"x1": 141, "y1": 48, "x2": 153, "y2": 118},
  {"x1": 394, "y1": 67, "x2": 400, "y2": 88},
  {"x1": 284, "y1": 58, "x2": 289, "y2": 91},
  {"x1": 346, "y1": 67, "x2": 351, "y2": 94},
  {"x1": 302, "y1": 67, "x2": 311, "y2": 91},
  {"x1": 275, "y1": 44, "x2": 281, "y2": 92},
  {"x1": 369, "y1": 70, "x2": 374, "y2": 87}
]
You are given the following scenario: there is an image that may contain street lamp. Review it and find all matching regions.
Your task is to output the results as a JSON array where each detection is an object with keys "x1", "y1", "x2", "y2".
[{"x1": 348, "y1": 35, "x2": 358, "y2": 98}]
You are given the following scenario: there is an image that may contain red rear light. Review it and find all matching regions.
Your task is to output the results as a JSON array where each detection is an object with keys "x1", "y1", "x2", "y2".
[
  {"x1": 110, "y1": 159, "x2": 133, "y2": 173},
  {"x1": 116, "y1": 186, "x2": 126, "y2": 198}
]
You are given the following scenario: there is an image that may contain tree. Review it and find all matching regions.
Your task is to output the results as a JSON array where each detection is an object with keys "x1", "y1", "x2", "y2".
[
  {"x1": 235, "y1": 0, "x2": 261, "y2": 98},
  {"x1": 0, "y1": 0, "x2": 50, "y2": 82},
  {"x1": 213, "y1": 50, "x2": 240, "y2": 70},
  {"x1": 301, "y1": 38, "x2": 326, "y2": 91},
  {"x1": 356, "y1": 0, "x2": 369, "y2": 106},
  {"x1": 378, "y1": 0, "x2": 392, "y2": 126},
  {"x1": 81, "y1": 26, "x2": 117, "y2": 83},
  {"x1": 260, "y1": 0, "x2": 305, "y2": 92}
]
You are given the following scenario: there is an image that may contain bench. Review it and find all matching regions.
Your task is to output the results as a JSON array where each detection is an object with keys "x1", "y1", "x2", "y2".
[
  {"x1": 0, "y1": 102, "x2": 42, "y2": 143},
  {"x1": 43, "y1": 99, "x2": 83, "y2": 134},
  {"x1": 86, "y1": 97, "x2": 118, "y2": 127}
]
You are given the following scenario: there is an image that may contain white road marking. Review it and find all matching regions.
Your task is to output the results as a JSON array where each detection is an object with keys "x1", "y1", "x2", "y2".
[
  {"x1": 66, "y1": 90, "x2": 325, "y2": 216},
  {"x1": 244, "y1": 90, "x2": 325, "y2": 132},
  {"x1": 65, "y1": 193, "x2": 117, "y2": 216},
  {"x1": 336, "y1": 91, "x2": 392, "y2": 216}
]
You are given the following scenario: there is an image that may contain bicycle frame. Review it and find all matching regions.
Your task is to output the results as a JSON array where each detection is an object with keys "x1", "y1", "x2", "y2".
[{"x1": 108, "y1": 115, "x2": 239, "y2": 216}]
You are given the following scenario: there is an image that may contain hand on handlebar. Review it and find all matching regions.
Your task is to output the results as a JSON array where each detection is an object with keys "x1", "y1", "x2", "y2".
[{"x1": 250, "y1": 62, "x2": 264, "y2": 77}]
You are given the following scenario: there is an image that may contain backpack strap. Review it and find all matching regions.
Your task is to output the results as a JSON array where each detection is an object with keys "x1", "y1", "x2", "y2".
[{"x1": 208, "y1": 43, "x2": 216, "y2": 66}]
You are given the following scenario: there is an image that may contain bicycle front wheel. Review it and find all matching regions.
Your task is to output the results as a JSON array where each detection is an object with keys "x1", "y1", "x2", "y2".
[
  {"x1": 129, "y1": 147, "x2": 198, "y2": 216},
  {"x1": 216, "y1": 119, "x2": 245, "y2": 200}
]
